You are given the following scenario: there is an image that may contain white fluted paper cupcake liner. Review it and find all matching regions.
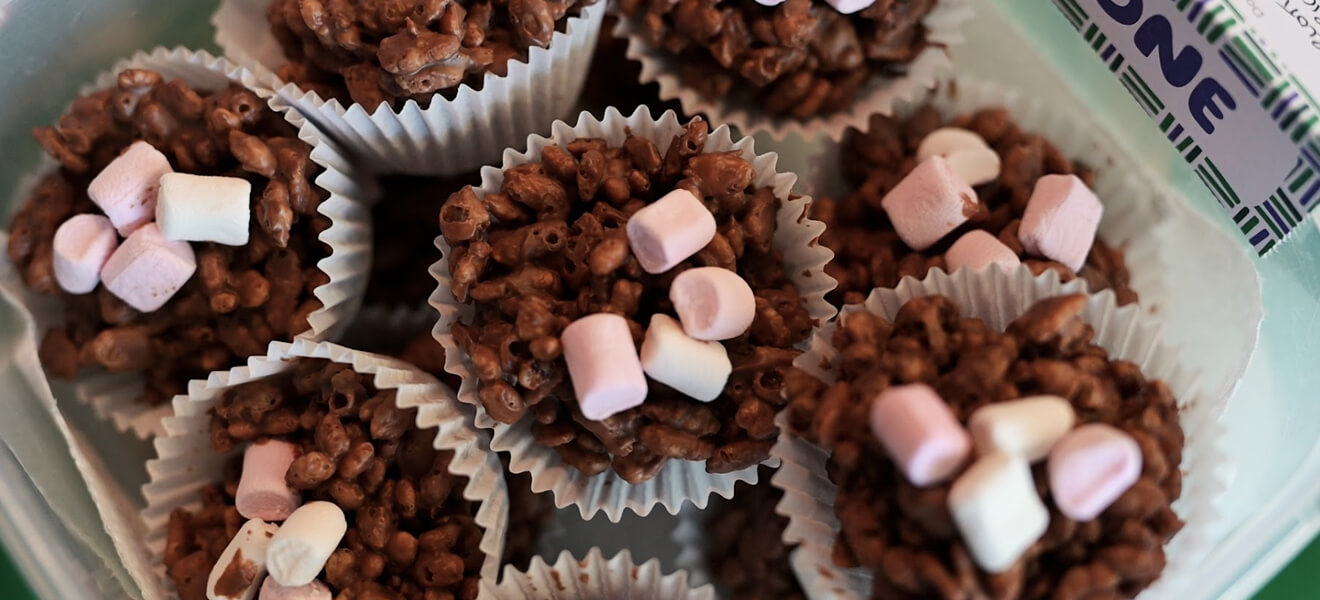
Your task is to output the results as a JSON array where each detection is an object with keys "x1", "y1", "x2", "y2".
[
  {"x1": 0, "y1": 47, "x2": 372, "y2": 439},
  {"x1": 770, "y1": 266, "x2": 1226, "y2": 600},
  {"x1": 214, "y1": 0, "x2": 607, "y2": 176},
  {"x1": 483, "y1": 547, "x2": 714, "y2": 599},
  {"x1": 796, "y1": 76, "x2": 1262, "y2": 406},
  {"x1": 617, "y1": 0, "x2": 973, "y2": 143},
  {"x1": 429, "y1": 105, "x2": 837, "y2": 521},
  {"x1": 132, "y1": 338, "x2": 507, "y2": 600}
]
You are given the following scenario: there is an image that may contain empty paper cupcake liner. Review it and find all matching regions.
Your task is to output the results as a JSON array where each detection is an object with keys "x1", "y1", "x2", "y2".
[
  {"x1": 429, "y1": 105, "x2": 837, "y2": 521},
  {"x1": 0, "y1": 46, "x2": 372, "y2": 439},
  {"x1": 133, "y1": 338, "x2": 508, "y2": 600},
  {"x1": 483, "y1": 547, "x2": 714, "y2": 599},
  {"x1": 616, "y1": 0, "x2": 974, "y2": 143},
  {"x1": 795, "y1": 76, "x2": 1262, "y2": 407},
  {"x1": 213, "y1": 0, "x2": 607, "y2": 176},
  {"x1": 771, "y1": 266, "x2": 1227, "y2": 599}
]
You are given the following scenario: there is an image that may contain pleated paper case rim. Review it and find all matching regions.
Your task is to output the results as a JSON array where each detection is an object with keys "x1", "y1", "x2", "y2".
[
  {"x1": 797, "y1": 75, "x2": 1262, "y2": 409},
  {"x1": 213, "y1": 0, "x2": 607, "y2": 176},
  {"x1": 430, "y1": 105, "x2": 838, "y2": 521},
  {"x1": 135, "y1": 338, "x2": 509, "y2": 600},
  {"x1": 770, "y1": 266, "x2": 1227, "y2": 600},
  {"x1": 616, "y1": 0, "x2": 974, "y2": 143},
  {"x1": 0, "y1": 46, "x2": 372, "y2": 439},
  {"x1": 483, "y1": 547, "x2": 714, "y2": 599}
]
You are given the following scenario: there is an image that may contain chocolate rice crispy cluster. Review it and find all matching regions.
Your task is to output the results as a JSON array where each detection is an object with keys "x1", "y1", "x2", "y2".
[
  {"x1": 815, "y1": 106, "x2": 1137, "y2": 307},
  {"x1": 705, "y1": 467, "x2": 807, "y2": 600},
  {"x1": 618, "y1": 0, "x2": 937, "y2": 119},
  {"x1": 8, "y1": 69, "x2": 330, "y2": 406},
  {"x1": 269, "y1": 0, "x2": 599, "y2": 109},
  {"x1": 438, "y1": 118, "x2": 813, "y2": 483},
  {"x1": 165, "y1": 358, "x2": 487, "y2": 600},
  {"x1": 785, "y1": 295, "x2": 1184, "y2": 599}
]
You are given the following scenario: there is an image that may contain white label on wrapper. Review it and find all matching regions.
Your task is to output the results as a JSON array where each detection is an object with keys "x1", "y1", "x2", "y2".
[
  {"x1": 1224, "y1": 0, "x2": 1320, "y2": 92},
  {"x1": 1054, "y1": 0, "x2": 1320, "y2": 254}
]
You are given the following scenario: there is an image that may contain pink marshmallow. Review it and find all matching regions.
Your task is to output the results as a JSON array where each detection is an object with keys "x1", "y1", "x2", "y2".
[
  {"x1": 1018, "y1": 174, "x2": 1103, "y2": 272},
  {"x1": 87, "y1": 141, "x2": 173, "y2": 235},
  {"x1": 52, "y1": 214, "x2": 119, "y2": 294},
  {"x1": 626, "y1": 188, "x2": 717, "y2": 274},
  {"x1": 870, "y1": 383, "x2": 972, "y2": 487},
  {"x1": 825, "y1": 0, "x2": 875, "y2": 13},
  {"x1": 880, "y1": 156, "x2": 979, "y2": 251},
  {"x1": 945, "y1": 230, "x2": 1021, "y2": 274},
  {"x1": 101, "y1": 223, "x2": 197, "y2": 312},
  {"x1": 259, "y1": 578, "x2": 331, "y2": 600},
  {"x1": 1048, "y1": 424, "x2": 1142, "y2": 522},
  {"x1": 237, "y1": 440, "x2": 301, "y2": 521},
  {"x1": 561, "y1": 313, "x2": 648, "y2": 421},
  {"x1": 669, "y1": 267, "x2": 756, "y2": 341}
]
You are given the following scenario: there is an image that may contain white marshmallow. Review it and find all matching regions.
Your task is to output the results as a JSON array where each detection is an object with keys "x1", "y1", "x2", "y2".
[
  {"x1": 266, "y1": 501, "x2": 347, "y2": 587},
  {"x1": 824, "y1": 0, "x2": 875, "y2": 13},
  {"x1": 157, "y1": 173, "x2": 252, "y2": 245},
  {"x1": 101, "y1": 223, "x2": 197, "y2": 312},
  {"x1": 669, "y1": 267, "x2": 757, "y2": 341},
  {"x1": 968, "y1": 395, "x2": 1075, "y2": 462},
  {"x1": 626, "y1": 188, "x2": 717, "y2": 274},
  {"x1": 917, "y1": 128, "x2": 1002, "y2": 186},
  {"x1": 640, "y1": 313, "x2": 732, "y2": 401},
  {"x1": 879, "y1": 156, "x2": 979, "y2": 251},
  {"x1": 87, "y1": 141, "x2": 173, "y2": 235},
  {"x1": 948, "y1": 452, "x2": 1049, "y2": 573},
  {"x1": 207, "y1": 518, "x2": 280, "y2": 600},
  {"x1": 52, "y1": 214, "x2": 119, "y2": 294}
]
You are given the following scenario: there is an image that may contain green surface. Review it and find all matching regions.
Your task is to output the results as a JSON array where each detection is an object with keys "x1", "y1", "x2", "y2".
[
  {"x1": 1256, "y1": 534, "x2": 1320, "y2": 599},
  {"x1": 0, "y1": 546, "x2": 32, "y2": 600}
]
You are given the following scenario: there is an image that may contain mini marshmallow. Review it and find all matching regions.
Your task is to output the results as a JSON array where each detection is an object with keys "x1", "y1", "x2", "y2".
[
  {"x1": 869, "y1": 383, "x2": 971, "y2": 487},
  {"x1": 968, "y1": 395, "x2": 1075, "y2": 462},
  {"x1": 824, "y1": 0, "x2": 875, "y2": 13},
  {"x1": 1018, "y1": 174, "x2": 1103, "y2": 272},
  {"x1": 207, "y1": 518, "x2": 280, "y2": 600},
  {"x1": 754, "y1": 0, "x2": 785, "y2": 4},
  {"x1": 87, "y1": 140, "x2": 173, "y2": 235},
  {"x1": 640, "y1": 314, "x2": 732, "y2": 401},
  {"x1": 101, "y1": 223, "x2": 197, "y2": 312},
  {"x1": 1048, "y1": 424, "x2": 1142, "y2": 522},
  {"x1": 626, "y1": 188, "x2": 717, "y2": 274},
  {"x1": 52, "y1": 214, "x2": 119, "y2": 294},
  {"x1": 157, "y1": 173, "x2": 252, "y2": 245},
  {"x1": 948, "y1": 452, "x2": 1049, "y2": 573},
  {"x1": 259, "y1": 578, "x2": 331, "y2": 600},
  {"x1": 916, "y1": 127, "x2": 1002, "y2": 186},
  {"x1": 669, "y1": 267, "x2": 756, "y2": 341},
  {"x1": 944, "y1": 230, "x2": 1021, "y2": 274},
  {"x1": 236, "y1": 440, "x2": 301, "y2": 521},
  {"x1": 266, "y1": 501, "x2": 347, "y2": 587},
  {"x1": 880, "y1": 156, "x2": 979, "y2": 251},
  {"x1": 561, "y1": 313, "x2": 649, "y2": 421}
]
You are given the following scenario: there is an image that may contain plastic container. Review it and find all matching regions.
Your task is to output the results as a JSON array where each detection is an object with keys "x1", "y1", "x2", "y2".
[{"x1": 0, "y1": 1, "x2": 1314, "y2": 599}]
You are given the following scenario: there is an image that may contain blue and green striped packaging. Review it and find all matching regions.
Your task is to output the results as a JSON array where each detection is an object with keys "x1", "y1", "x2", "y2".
[{"x1": 1052, "y1": 0, "x2": 1320, "y2": 255}]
